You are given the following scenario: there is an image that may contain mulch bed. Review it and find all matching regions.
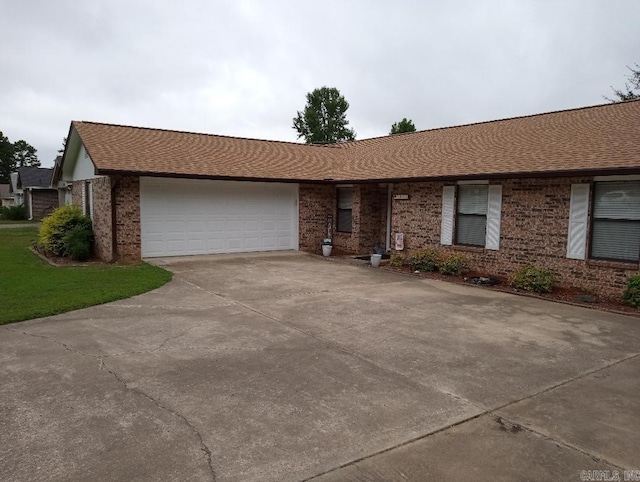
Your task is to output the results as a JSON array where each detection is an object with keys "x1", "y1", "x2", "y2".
[
  {"x1": 377, "y1": 263, "x2": 640, "y2": 317},
  {"x1": 30, "y1": 247, "x2": 105, "y2": 267}
]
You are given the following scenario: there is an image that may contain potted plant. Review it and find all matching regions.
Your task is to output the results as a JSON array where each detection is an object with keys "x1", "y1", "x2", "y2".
[
  {"x1": 322, "y1": 238, "x2": 332, "y2": 256},
  {"x1": 371, "y1": 244, "x2": 384, "y2": 267}
]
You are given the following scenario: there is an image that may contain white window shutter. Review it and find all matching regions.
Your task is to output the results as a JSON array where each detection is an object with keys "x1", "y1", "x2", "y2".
[
  {"x1": 567, "y1": 184, "x2": 590, "y2": 259},
  {"x1": 441, "y1": 186, "x2": 455, "y2": 245},
  {"x1": 485, "y1": 185, "x2": 502, "y2": 250}
]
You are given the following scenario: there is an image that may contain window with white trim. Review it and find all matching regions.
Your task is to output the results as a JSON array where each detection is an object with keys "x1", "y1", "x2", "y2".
[
  {"x1": 336, "y1": 187, "x2": 353, "y2": 233},
  {"x1": 441, "y1": 183, "x2": 502, "y2": 250},
  {"x1": 590, "y1": 181, "x2": 640, "y2": 262},
  {"x1": 456, "y1": 185, "x2": 488, "y2": 246}
]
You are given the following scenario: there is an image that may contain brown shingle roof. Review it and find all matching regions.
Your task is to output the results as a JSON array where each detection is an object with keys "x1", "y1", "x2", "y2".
[
  {"x1": 73, "y1": 122, "x2": 339, "y2": 181},
  {"x1": 72, "y1": 99, "x2": 640, "y2": 182}
]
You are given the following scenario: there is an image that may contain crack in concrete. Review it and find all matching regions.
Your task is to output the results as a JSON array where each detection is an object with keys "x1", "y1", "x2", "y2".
[
  {"x1": 2, "y1": 326, "x2": 99, "y2": 360},
  {"x1": 493, "y1": 414, "x2": 628, "y2": 470},
  {"x1": 99, "y1": 358, "x2": 217, "y2": 482},
  {"x1": 303, "y1": 352, "x2": 640, "y2": 481},
  {"x1": 2, "y1": 326, "x2": 217, "y2": 482}
]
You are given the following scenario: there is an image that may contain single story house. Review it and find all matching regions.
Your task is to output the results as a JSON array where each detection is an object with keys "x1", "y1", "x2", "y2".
[
  {"x1": 58, "y1": 99, "x2": 640, "y2": 298},
  {"x1": 15, "y1": 166, "x2": 59, "y2": 220},
  {"x1": 0, "y1": 184, "x2": 13, "y2": 207}
]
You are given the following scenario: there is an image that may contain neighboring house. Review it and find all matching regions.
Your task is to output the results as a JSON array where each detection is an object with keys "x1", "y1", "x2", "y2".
[
  {"x1": 16, "y1": 167, "x2": 59, "y2": 220},
  {"x1": 51, "y1": 155, "x2": 72, "y2": 206},
  {"x1": 9, "y1": 172, "x2": 23, "y2": 206},
  {"x1": 0, "y1": 184, "x2": 14, "y2": 207},
  {"x1": 57, "y1": 99, "x2": 640, "y2": 298}
]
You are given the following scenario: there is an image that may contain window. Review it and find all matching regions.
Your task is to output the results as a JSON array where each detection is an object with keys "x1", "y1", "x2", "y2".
[
  {"x1": 456, "y1": 184, "x2": 488, "y2": 246},
  {"x1": 591, "y1": 181, "x2": 640, "y2": 262},
  {"x1": 336, "y1": 187, "x2": 353, "y2": 233}
]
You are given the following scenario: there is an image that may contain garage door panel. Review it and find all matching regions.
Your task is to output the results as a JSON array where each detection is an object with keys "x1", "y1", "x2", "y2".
[{"x1": 141, "y1": 178, "x2": 298, "y2": 257}]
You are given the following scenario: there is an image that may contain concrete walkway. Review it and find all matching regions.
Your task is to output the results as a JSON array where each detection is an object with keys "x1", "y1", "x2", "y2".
[
  {"x1": 0, "y1": 222, "x2": 40, "y2": 229},
  {"x1": 1, "y1": 252, "x2": 639, "y2": 481}
]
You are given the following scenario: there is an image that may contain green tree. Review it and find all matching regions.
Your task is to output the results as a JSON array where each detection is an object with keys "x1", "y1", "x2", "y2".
[
  {"x1": 0, "y1": 132, "x2": 16, "y2": 184},
  {"x1": 606, "y1": 64, "x2": 640, "y2": 102},
  {"x1": 390, "y1": 118, "x2": 416, "y2": 135},
  {"x1": 292, "y1": 86, "x2": 356, "y2": 144},
  {"x1": 57, "y1": 137, "x2": 68, "y2": 154},
  {"x1": 0, "y1": 133, "x2": 40, "y2": 183},
  {"x1": 12, "y1": 140, "x2": 40, "y2": 168}
]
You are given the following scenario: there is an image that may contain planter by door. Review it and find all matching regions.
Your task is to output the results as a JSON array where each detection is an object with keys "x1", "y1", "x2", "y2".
[{"x1": 371, "y1": 254, "x2": 382, "y2": 267}]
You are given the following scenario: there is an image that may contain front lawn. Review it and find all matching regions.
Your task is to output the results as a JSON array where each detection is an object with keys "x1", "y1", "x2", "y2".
[{"x1": 0, "y1": 227, "x2": 172, "y2": 324}]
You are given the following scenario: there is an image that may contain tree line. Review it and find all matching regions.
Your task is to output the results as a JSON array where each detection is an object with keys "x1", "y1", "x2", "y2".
[
  {"x1": 2, "y1": 64, "x2": 638, "y2": 179},
  {"x1": 0, "y1": 133, "x2": 40, "y2": 183},
  {"x1": 292, "y1": 64, "x2": 639, "y2": 145}
]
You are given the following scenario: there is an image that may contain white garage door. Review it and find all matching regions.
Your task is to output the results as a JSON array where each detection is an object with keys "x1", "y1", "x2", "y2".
[{"x1": 140, "y1": 177, "x2": 299, "y2": 257}]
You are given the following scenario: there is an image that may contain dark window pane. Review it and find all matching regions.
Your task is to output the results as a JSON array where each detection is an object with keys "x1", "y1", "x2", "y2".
[
  {"x1": 456, "y1": 214, "x2": 486, "y2": 246},
  {"x1": 591, "y1": 219, "x2": 640, "y2": 261},
  {"x1": 337, "y1": 209, "x2": 352, "y2": 232},
  {"x1": 337, "y1": 187, "x2": 353, "y2": 233}
]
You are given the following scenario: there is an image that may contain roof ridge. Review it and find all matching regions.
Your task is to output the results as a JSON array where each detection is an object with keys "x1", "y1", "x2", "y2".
[
  {"x1": 343, "y1": 98, "x2": 640, "y2": 145},
  {"x1": 73, "y1": 120, "x2": 335, "y2": 149}
]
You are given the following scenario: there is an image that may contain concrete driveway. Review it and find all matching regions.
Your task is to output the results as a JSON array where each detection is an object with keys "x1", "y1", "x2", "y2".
[{"x1": 2, "y1": 253, "x2": 639, "y2": 481}]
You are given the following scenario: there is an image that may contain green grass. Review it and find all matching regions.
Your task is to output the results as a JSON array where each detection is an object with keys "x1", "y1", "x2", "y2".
[
  {"x1": 0, "y1": 219, "x2": 39, "y2": 224},
  {"x1": 0, "y1": 227, "x2": 172, "y2": 324}
]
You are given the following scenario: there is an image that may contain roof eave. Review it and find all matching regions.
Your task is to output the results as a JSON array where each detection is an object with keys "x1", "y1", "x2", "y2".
[{"x1": 95, "y1": 169, "x2": 329, "y2": 184}]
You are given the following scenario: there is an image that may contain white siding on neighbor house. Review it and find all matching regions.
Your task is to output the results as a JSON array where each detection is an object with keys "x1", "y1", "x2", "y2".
[
  {"x1": 566, "y1": 184, "x2": 590, "y2": 260},
  {"x1": 70, "y1": 145, "x2": 102, "y2": 181},
  {"x1": 140, "y1": 178, "x2": 299, "y2": 257}
]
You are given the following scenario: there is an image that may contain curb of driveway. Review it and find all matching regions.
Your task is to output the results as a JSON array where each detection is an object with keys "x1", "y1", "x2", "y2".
[{"x1": 312, "y1": 253, "x2": 640, "y2": 319}]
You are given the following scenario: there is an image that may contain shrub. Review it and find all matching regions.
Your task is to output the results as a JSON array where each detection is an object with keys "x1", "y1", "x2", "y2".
[
  {"x1": 623, "y1": 274, "x2": 640, "y2": 307},
  {"x1": 0, "y1": 204, "x2": 28, "y2": 220},
  {"x1": 390, "y1": 253, "x2": 405, "y2": 267},
  {"x1": 408, "y1": 248, "x2": 440, "y2": 272},
  {"x1": 511, "y1": 264, "x2": 554, "y2": 293},
  {"x1": 439, "y1": 253, "x2": 468, "y2": 275},
  {"x1": 39, "y1": 205, "x2": 93, "y2": 257},
  {"x1": 63, "y1": 223, "x2": 94, "y2": 261}
]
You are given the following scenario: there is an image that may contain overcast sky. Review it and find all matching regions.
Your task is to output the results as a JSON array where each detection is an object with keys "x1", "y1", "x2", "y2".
[{"x1": 1, "y1": 0, "x2": 638, "y2": 167}]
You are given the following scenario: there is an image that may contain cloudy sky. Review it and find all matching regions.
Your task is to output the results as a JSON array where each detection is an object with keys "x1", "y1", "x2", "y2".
[{"x1": 1, "y1": 0, "x2": 638, "y2": 167}]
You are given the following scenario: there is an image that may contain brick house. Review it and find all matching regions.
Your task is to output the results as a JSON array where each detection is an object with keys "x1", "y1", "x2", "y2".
[
  {"x1": 57, "y1": 99, "x2": 640, "y2": 298},
  {"x1": 15, "y1": 167, "x2": 59, "y2": 220}
]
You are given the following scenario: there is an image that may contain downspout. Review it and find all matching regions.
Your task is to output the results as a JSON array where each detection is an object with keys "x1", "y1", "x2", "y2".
[
  {"x1": 386, "y1": 183, "x2": 393, "y2": 251},
  {"x1": 110, "y1": 176, "x2": 119, "y2": 261},
  {"x1": 28, "y1": 189, "x2": 33, "y2": 220}
]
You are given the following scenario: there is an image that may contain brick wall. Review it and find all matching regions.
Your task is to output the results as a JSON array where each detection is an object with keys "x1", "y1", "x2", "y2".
[
  {"x1": 359, "y1": 184, "x2": 386, "y2": 252},
  {"x1": 29, "y1": 189, "x2": 58, "y2": 220},
  {"x1": 299, "y1": 183, "x2": 387, "y2": 255},
  {"x1": 299, "y1": 184, "x2": 334, "y2": 254},
  {"x1": 113, "y1": 176, "x2": 141, "y2": 260},
  {"x1": 71, "y1": 176, "x2": 140, "y2": 261},
  {"x1": 391, "y1": 177, "x2": 640, "y2": 299},
  {"x1": 91, "y1": 177, "x2": 113, "y2": 261}
]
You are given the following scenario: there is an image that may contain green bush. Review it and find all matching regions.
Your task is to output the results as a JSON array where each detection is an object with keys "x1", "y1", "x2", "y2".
[
  {"x1": 390, "y1": 253, "x2": 405, "y2": 267},
  {"x1": 63, "y1": 223, "x2": 94, "y2": 261},
  {"x1": 511, "y1": 264, "x2": 554, "y2": 293},
  {"x1": 439, "y1": 253, "x2": 468, "y2": 275},
  {"x1": 39, "y1": 205, "x2": 93, "y2": 257},
  {"x1": 623, "y1": 274, "x2": 640, "y2": 307},
  {"x1": 0, "y1": 204, "x2": 28, "y2": 220},
  {"x1": 408, "y1": 248, "x2": 440, "y2": 272}
]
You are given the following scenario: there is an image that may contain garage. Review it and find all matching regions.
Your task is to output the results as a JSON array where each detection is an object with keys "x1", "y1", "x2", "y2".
[{"x1": 140, "y1": 177, "x2": 299, "y2": 257}]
